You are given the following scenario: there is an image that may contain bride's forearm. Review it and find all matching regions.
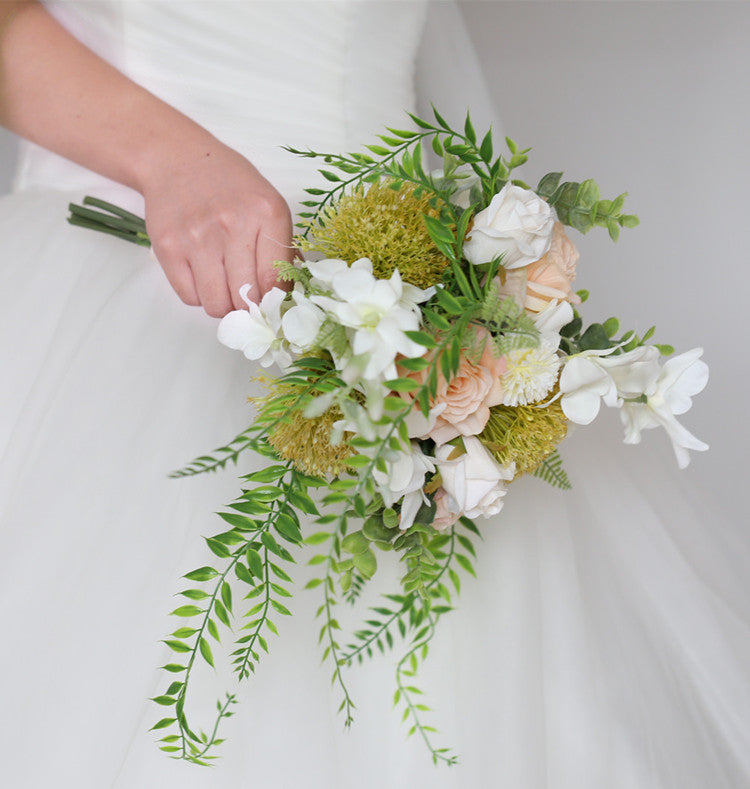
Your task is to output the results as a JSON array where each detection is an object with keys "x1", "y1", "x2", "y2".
[
  {"x1": 0, "y1": 1, "x2": 294, "y2": 316},
  {"x1": 0, "y1": 0, "x2": 217, "y2": 193}
]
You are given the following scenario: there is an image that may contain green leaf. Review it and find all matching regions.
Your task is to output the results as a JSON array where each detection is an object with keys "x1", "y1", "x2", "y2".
[
  {"x1": 304, "y1": 531, "x2": 332, "y2": 545},
  {"x1": 464, "y1": 112, "x2": 476, "y2": 144},
  {"x1": 246, "y1": 547, "x2": 264, "y2": 579},
  {"x1": 602, "y1": 317, "x2": 620, "y2": 338},
  {"x1": 383, "y1": 509, "x2": 399, "y2": 528},
  {"x1": 183, "y1": 567, "x2": 218, "y2": 582},
  {"x1": 205, "y1": 538, "x2": 231, "y2": 559},
  {"x1": 397, "y1": 356, "x2": 430, "y2": 372},
  {"x1": 179, "y1": 588, "x2": 210, "y2": 601},
  {"x1": 362, "y1": 515, "x2": 395, "y2": 543},
  {"x1": 579, "y1": 323, "x2": 611, "y2": 351},
  {"x1": 170, "y1": 605, "x2": 203, "y2": 618},
  {"x1": 457, "y1": 535, "x2": 476, "y2": 558},
  {"x1": 319, "y1": 169, "x2": 341, "y2": 182},
  {"x1": 214, "y1": 599, "x2": 231, "y2": 628},
  {"x1": 286, "y1": 489, "x2": 319, "y2": 516},
  {"x1": 275, "y1": 512, "x2": 303, "y2": 543},
  {"x1": 342, "y1": 531, "x2": 369, "y2": 555},
  {"x1": 160, "y1": 664, "x2": 187, "y2": 674},
  {"x1": 150, "y1": 717, "x2": 176, "y2": 731},
  {"x1": 384, "y1": 377, "x2": 420, "y2": 392},
  {"x1": 165, "y1": 681, "x2": 183, "y2": 697},
  {"x1": 270, "y1": 562, "x2": 292, "y2": 582},
  {"x1": 207, "y1": 618, "x2": 221, "y2": 643},
  {"x1": 162, "y1": 640, "x2": 191, "y2": 653},
  {"x1": 479, "y1": 129, "x2": 493, "y2": 163},
  {"x1": 235, "y1": 562, "x2": 254, "y2": 584},
  {"x1": 403, "y1": 331, "x2": 436, "y2": 349},
  {"x1": 171, "y1": 627, "x2": 198, "y2": 639},
  {"x1": 352, "y1": 548, "x2": 377, "y2": 579},
  {"x1": 365, "y1": 144, "x2": 391, "y2": 157},
  {"x1": 199, "y1": 637, "x2": 215, "y2": 668},
  {"x1": 455, "y1": 553, "x2": 476, "y2": 578},
  {"x1": 270, "y1": 599, "x2": 292, "y2": 616},
  {"x1": 434, "y1": 288, "x2": 463, "y2": 315},
  {"x1": 261, "y1": 531, "x2": 294, "y2": 561},
  {"x1": 151, "y1": 695, "x2": 177, "y2": 706}
]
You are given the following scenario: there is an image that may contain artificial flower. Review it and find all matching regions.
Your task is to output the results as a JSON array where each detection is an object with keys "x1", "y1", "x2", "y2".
[
  {"x1": 372, "y1": 443, "x2": 435, "y2": 530},
  {"x1": 435, "y1": 437, "x2": 515, "y2": 519},
  {"x1": 498, "y1": 222, "x2": 581, "y2": 313},
  {"x1": 217, "y1": 284, "x2": 291, "y2": 368},
  {"x1": 463, "y1": 183, "x2": 555, "y2": 268},
  {"x1": 431, "y1": 488, "x2": 461, "y2": 531},
  {"x1": 620, "y1": 348, "x2": 709, "y2": 468},
  {"x1": 309, "y1": 258, "x2": 430, "y2": 380},
  {"x1": 559, "y1": 345, "x2": 660, "y2": 425},
  {"x1": 280, "y1": 286, "x2": 325, "y2": 353}
]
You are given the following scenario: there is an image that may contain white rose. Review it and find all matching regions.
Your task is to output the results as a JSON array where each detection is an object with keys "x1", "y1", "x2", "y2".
[
  {"x1": 463, "y1": 183, "x2": 555, "y2": 269},
  {"x1": 435, "y1": 437, "x2": 515, "y2": 520}
]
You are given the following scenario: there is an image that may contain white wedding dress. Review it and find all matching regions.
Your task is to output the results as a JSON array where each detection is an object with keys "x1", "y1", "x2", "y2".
[{"x1": 1, "y1": 3, "x2": 749, "y2": 788}]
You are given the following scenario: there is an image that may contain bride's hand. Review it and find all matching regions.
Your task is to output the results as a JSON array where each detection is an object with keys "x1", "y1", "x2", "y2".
[
  {"x1": 141, "y1": 141, "x2": 294, "y2": 317},
  {"x1": 0, "y1": 2, "x2": 294, "y2": 318}
]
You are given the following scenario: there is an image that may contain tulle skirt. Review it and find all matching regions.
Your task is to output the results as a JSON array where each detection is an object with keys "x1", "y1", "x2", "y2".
[{"x1": 1, "y1": 189, "x2": 749, "y2": 788}]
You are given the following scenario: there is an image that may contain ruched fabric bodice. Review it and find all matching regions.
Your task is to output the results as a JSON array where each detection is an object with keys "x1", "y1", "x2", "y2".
[{"x1": 14, "y1": 1, "x2": 427, "y2": 211}]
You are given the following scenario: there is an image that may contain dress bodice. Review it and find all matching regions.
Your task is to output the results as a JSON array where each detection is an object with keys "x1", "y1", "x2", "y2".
[{"x1": 13, "y1": 1, "x2": 428, "y2": 210}]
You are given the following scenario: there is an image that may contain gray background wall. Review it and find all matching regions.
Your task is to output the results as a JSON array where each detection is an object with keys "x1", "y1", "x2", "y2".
[{"x1": 2, "y1": 1, "x2": 748, "y2": 521}]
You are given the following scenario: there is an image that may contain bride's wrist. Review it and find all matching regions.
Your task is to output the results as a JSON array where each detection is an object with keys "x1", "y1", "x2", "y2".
[{"x1": 128, "y1": 105, "x2": 224, "y2": 197}]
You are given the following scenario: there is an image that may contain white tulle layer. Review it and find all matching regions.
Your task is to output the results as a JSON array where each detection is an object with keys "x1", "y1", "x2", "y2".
[{"x1": 1, "y1": 190, "x2": 749, "y2": 788}]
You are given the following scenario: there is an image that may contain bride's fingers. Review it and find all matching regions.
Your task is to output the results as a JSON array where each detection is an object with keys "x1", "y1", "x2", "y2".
[
  {"x1": 224, "y1": 233, "x2": 259, "y2": 311},
  {"x1": 152, "y1": 245, "x2": 200, "y2": 306},
  {"x1": 189, "y1": 247, "x2": 234, "y2": 318},
  {"x1": 255, "y1": 204, "x2": 294, "y2": 296}
]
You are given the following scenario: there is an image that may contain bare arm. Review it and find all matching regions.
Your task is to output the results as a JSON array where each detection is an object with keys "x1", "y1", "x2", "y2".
[{"x1": 0, "y1": 1, "x2": 293, "y2": 316}]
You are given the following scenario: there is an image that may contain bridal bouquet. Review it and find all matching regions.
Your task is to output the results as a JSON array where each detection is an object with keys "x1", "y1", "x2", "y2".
[{"x1": 69, "y1": 108, "x2": 708, "y2": 766}]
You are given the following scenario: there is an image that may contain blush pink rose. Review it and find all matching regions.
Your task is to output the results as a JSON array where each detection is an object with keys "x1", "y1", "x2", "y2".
[
  {"x1": 499, "y1": 222, "x2": 581, "y2": 314},
  {"x1": 432, "y1": 488, "x2": 460, "y2": 531},
  {"x1": 396, "y1": 330, "x2": 506, "y2": 445}
]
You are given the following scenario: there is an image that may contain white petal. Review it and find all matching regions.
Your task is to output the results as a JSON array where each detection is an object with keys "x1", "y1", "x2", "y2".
[{"x1": 282, "y1": 302, "x2": 323, "y2": 350}]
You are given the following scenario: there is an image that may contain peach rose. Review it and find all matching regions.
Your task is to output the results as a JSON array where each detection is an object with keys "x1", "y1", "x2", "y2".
[
  {"x1": 403, "y1": 330, "x2": 504, "y2": 445},
  {"x1": 432, "y1": 488, "x2": 460, "y2": 531},
  {"x1": 499, "y1": 222, "x2": 581, "y2": 313}
]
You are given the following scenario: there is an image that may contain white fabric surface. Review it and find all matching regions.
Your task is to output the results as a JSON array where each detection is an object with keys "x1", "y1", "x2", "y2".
[{"x1": 1, "y1": 2, "x2": 749, "y2": 787}]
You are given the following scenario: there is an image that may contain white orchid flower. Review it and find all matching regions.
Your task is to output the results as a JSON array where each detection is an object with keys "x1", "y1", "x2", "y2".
[
  {"x1": 217, "y1": 284, "x2": 291, "y2": 368},
  {"x1": 280, "y1": 287, "x2": 324, "y2": 354},
  {"x1": 309, "y1": 258, "x2": 431, "y2": 381},
  {"x1": 372, "y1": 443, "x2": 435, "y2": 530},
  {"x1": 559, "y1": 345, "x2": 660, "y2": 425},
  {"x1": 305, "y1": 257, "x2": 370, "y2": 289},
  {"x1": 533, "y1": 300, "x2": 574, "y2": 351},
  {"x1": 620, "y1": 348, "x2": 709, "y2": 468}
]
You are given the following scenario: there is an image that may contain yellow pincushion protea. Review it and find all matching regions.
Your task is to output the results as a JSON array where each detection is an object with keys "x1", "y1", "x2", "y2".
[
  {"x1": 479, "y1": 395, "x2": 568, "y2": 478},
  {"x1": 252, "y1": 377, "x2": 354, "y2": 478},
  {"x1": 268, "y1": 403, "x2": 353, "y2": 478},
  {"x1": 299, "y1": 181, "x2": 448, "y2": 289}
]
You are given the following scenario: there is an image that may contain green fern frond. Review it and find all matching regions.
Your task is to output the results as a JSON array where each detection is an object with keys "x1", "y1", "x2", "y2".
[{"x1": 532, "y1": 450, "x2": 572, "y2": 490}]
